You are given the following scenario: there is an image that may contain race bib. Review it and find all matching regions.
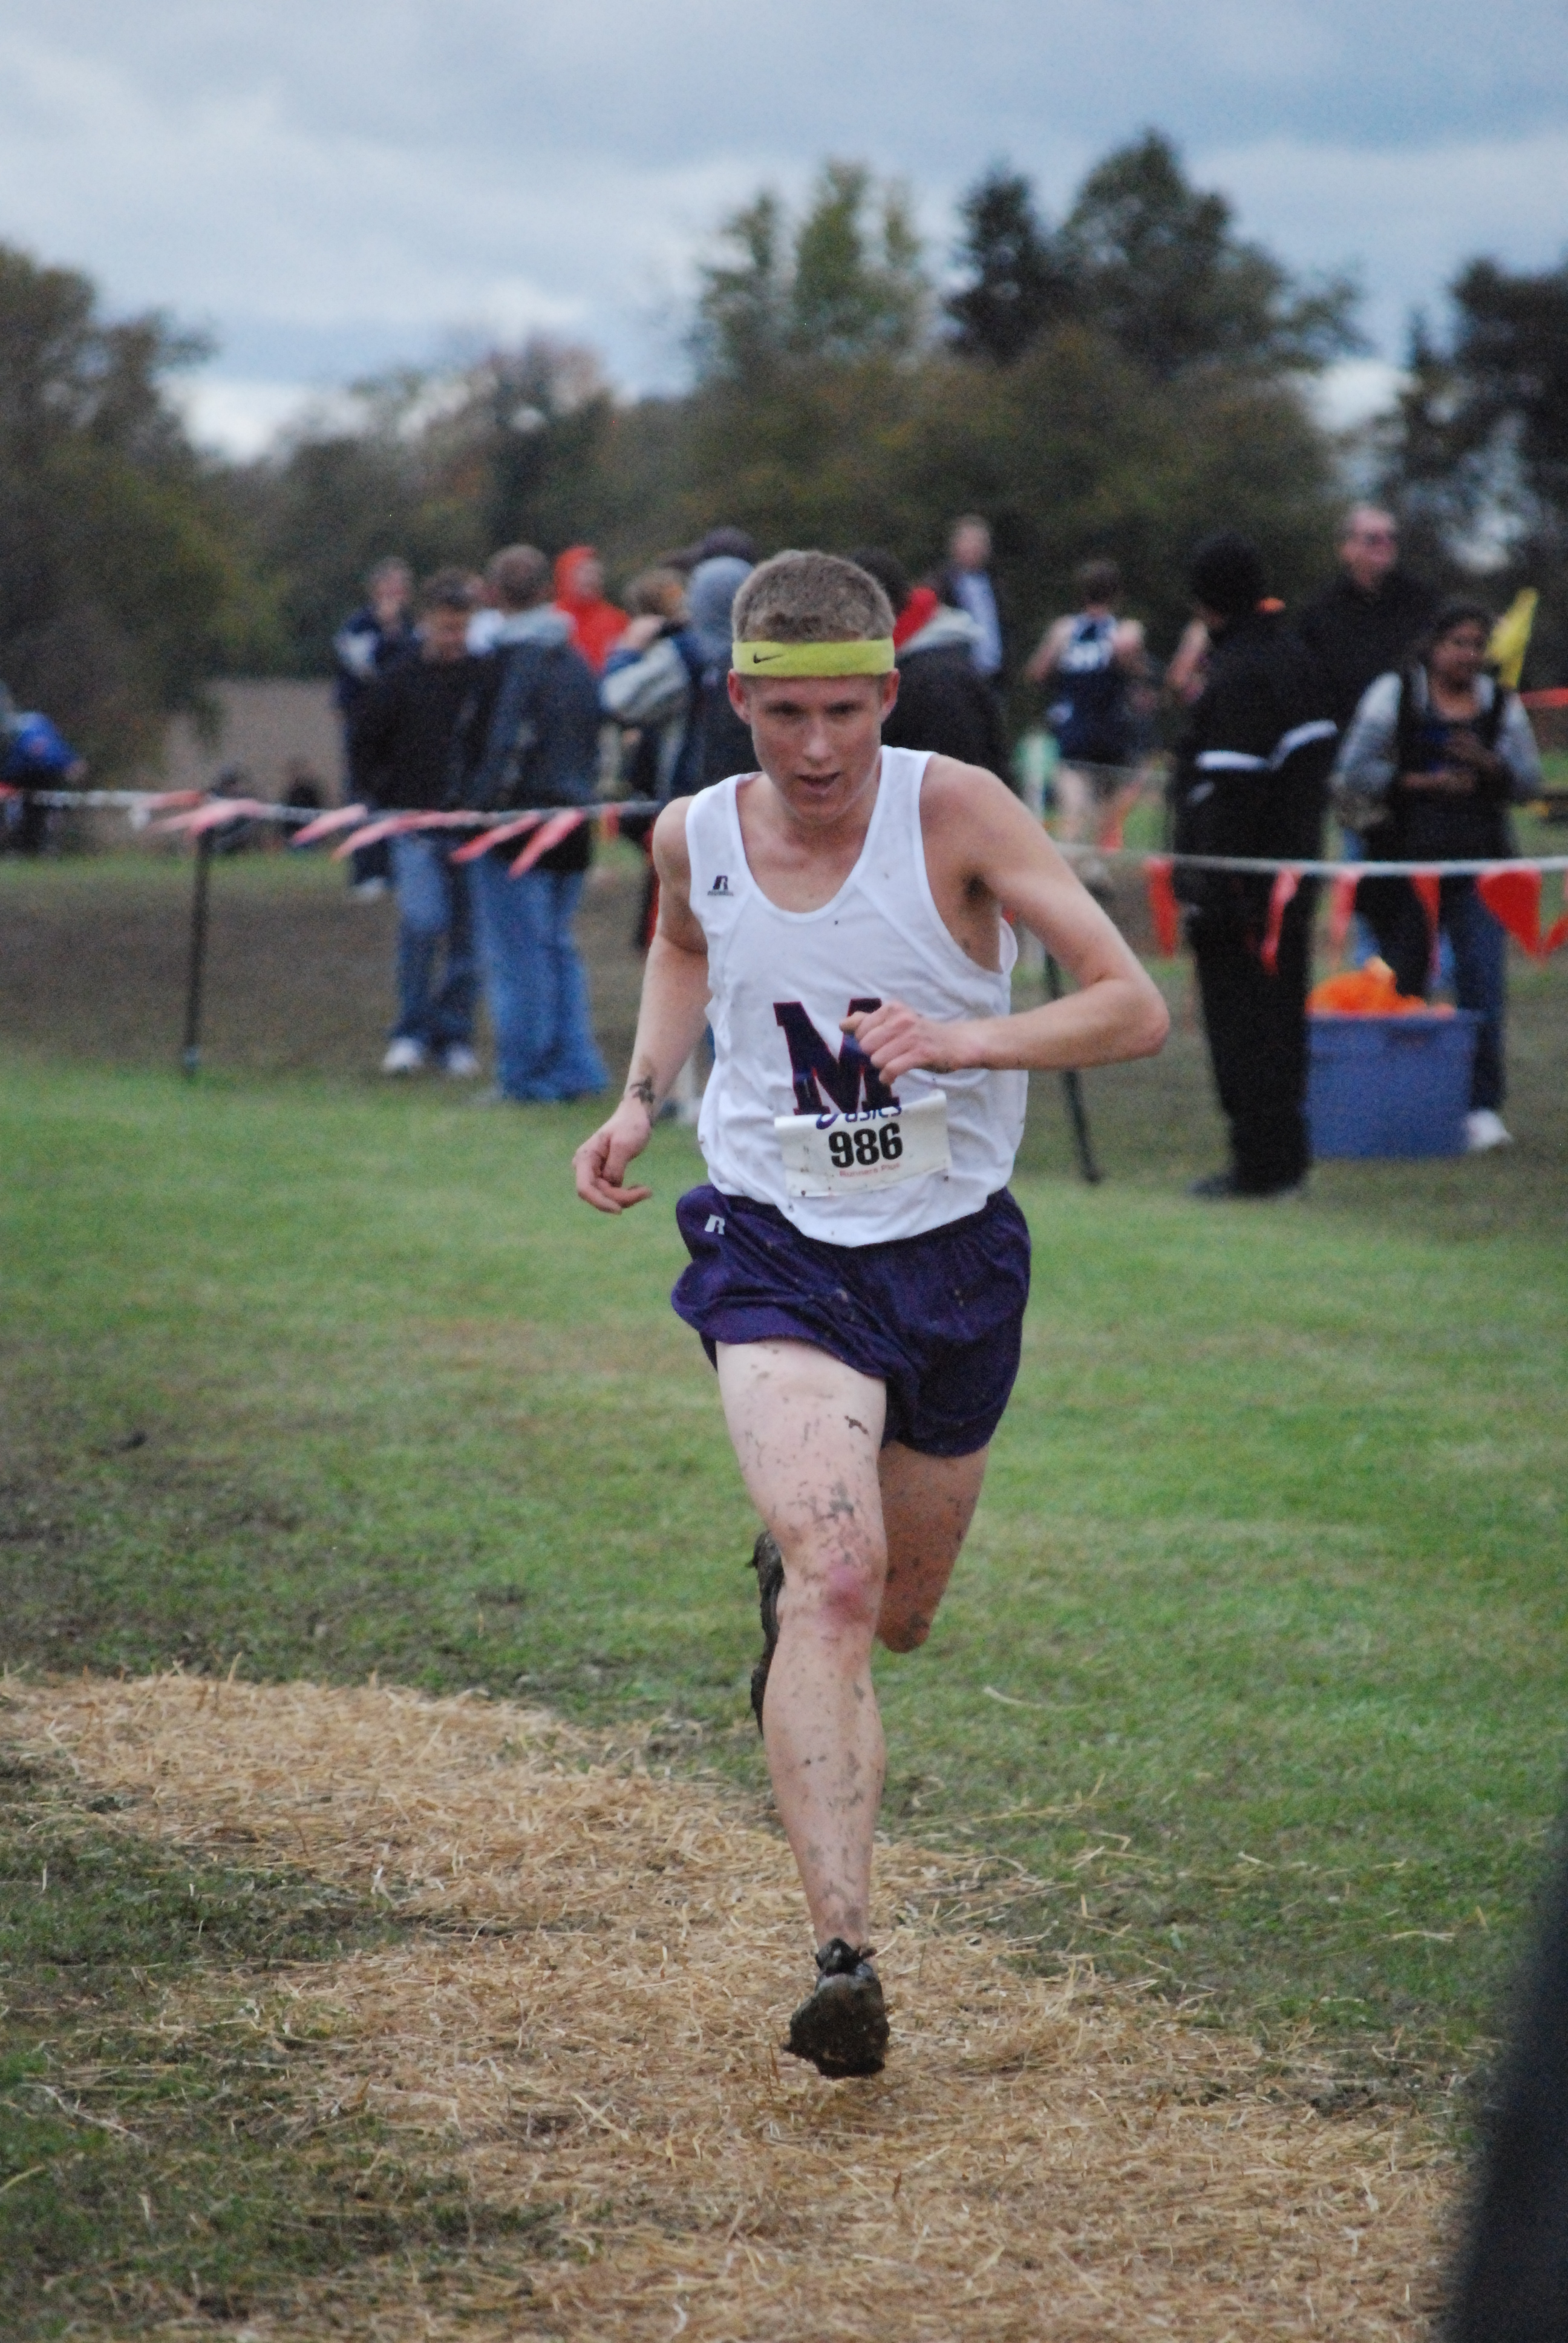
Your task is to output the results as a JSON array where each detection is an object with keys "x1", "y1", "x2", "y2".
[{"x1": 775, "y1": 1093, "x2": 950, "y2": 1198}]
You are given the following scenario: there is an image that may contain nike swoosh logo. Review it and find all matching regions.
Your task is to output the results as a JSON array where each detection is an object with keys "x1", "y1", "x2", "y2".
[{"x1": 748, "y1": 650, "x2": 785, "y2": 664}]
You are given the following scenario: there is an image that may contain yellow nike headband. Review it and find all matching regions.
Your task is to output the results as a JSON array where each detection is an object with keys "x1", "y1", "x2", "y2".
[{"x1": 732, "y1": 638, "x2": 896, "y2": 678}]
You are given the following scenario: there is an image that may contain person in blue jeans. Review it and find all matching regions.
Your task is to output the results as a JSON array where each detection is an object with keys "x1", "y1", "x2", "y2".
[
  {"x1": 349, "y1": 570, "x2": 497, "y2": 1076},
  {"x1": 1332, "y1": 598, "x2": 1542, "y2": 1152},
  {"x1": 388, "y1": 828, "x2": 477, "y2": 1070},
  {"x1": 466, "y1": 545, "x2": 609, "y2": 1103}
]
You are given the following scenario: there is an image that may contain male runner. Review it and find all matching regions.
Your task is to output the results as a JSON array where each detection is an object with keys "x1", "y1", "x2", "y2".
[
  {"x1": 573, "y1": 552, "x2": 1167, "y2": 2078},
  {"x1": 1024, "y1": 560, "x2": 1149, "y2": 857}
]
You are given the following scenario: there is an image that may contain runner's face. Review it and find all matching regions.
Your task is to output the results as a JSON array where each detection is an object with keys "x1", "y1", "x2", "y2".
[{"x1": 730, "y1": 672, "x2": 899, "y2": 824}]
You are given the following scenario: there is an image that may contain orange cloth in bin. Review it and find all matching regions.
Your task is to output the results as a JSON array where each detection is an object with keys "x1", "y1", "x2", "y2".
[{"x1": 1307, "y1": 959, "x2": 1448, "y2": 1017}]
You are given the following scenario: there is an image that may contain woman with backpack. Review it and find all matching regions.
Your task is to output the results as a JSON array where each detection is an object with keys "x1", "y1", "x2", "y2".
[{"x1": 1332, "y1": 599, "x2": 1543, "y2": 1152}]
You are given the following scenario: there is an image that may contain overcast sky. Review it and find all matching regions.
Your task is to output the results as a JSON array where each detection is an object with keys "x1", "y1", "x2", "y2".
[{"x1": 4, "y1": 1, "x2": 1566, "y2": 454}]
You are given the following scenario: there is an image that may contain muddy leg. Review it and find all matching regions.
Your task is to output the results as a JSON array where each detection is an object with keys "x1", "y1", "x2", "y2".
[
  {"x1": 716, "y1": 1339, "x2": 887, "y2": 1950},
  {"x1": 875, "y1": 1441, "x2": 989, "y2": 1653}
]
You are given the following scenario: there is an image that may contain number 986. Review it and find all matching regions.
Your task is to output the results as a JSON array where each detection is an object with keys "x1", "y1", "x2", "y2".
[{"x1": 828, "y1": 1122, "x2": 903, "y2": 1168}]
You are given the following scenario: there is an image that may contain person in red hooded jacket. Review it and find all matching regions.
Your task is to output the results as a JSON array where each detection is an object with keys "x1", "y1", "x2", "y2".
[{"x1": 553, "y1": 546, "x2": 626, "y2": 675}]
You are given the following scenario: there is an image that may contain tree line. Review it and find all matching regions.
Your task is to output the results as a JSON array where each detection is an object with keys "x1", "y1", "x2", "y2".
[{"x1": 1, "y1": 133, "x2": 1563, "y2": 778}]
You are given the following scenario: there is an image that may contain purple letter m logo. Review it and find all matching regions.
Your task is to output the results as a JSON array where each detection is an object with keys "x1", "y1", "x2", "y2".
[{"x1": 773, "y1": 998, "x2": 899, "y2": 1116}]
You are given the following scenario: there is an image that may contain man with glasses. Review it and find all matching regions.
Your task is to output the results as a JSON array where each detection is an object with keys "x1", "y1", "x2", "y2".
[{"x1": 1299, "y1": 506, "x2": 1437, "y2": 733}]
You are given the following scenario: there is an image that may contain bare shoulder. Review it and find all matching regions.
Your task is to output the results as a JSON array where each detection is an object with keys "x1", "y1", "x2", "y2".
[
  {"x1": 920, "y1": 755, "x2": 1076, "y2": 905},
  {"x1": 649, "y1": 795, "x2": 711, "y2": 951},
  {"x1": 920, "y1": 755, "x2": 1034, "y2": 843},
  {"x1": 650, "y1": 796, "x2": 694, "y2": 883}
]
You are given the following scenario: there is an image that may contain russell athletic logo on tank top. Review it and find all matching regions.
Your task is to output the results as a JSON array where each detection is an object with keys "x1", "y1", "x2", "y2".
[{"x1": 683, "y1": 748, "x2": 1027, "y2": 1246}]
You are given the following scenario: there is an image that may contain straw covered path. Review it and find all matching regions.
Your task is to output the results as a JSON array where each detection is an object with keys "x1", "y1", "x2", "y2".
[{"x1": 9, "y1": 1674, "x2": 1453, "y2": 2339}]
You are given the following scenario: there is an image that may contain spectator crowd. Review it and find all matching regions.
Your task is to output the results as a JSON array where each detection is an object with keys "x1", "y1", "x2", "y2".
[{"x1": 5, "y1": 505, "x2": 1546, "y2": 1180}]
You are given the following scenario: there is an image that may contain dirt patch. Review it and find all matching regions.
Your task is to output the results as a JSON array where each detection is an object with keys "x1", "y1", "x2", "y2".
[{"x1": 5, "y1": 1673, "x2": 1454, "y2": 2339}]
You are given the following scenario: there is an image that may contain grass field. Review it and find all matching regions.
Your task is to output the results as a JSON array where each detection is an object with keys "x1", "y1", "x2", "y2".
[{"x1": 3, "y1": 844, "x2": 1567, "y2": 2331}]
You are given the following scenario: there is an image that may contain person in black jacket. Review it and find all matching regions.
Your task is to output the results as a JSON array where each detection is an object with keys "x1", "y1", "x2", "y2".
[
  {"x1": 1170, "y1": 535, "x2": 1338, "y2": 1198},
  {"x1": 1297, "y1": 507, "x2": 1437, "y2": 734},
  {"x1": 464, "y1": 545, "x2": 609, "y2": 1103},
  {"x1": 851, "y1": 549, "x2": 1010, "y2": 774},
  {"x1": 349, "y1": 568, "x2": 497, "y2": 1077},
  {"x1": 334, "y1": 556, "x2": 417, "y2": 899}
]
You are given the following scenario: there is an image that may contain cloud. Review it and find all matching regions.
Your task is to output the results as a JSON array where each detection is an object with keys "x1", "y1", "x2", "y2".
[
  {"x1": 2, "y1": 3, "x2": 1564, "y2": 450},
  {"x1": 1209, "y1": 128, "x2": 1568, "y2": 351},
  {"x1": 171, "y1": 378, "x2": 348, "y2": 462},
  {"x1": 1308, "y1": 359, "x2": 1407, "y2": 434}
]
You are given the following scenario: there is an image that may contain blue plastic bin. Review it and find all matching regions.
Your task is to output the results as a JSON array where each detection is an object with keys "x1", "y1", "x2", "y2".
[{"x1": 1307, "y1": 1012, "x2": 1480, "y2": 1159}]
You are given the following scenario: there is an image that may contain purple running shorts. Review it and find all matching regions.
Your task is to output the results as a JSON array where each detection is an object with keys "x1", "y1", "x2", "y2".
[{"x1": 672, "y1": 1184, "x2": 1031, "y2": 1458}]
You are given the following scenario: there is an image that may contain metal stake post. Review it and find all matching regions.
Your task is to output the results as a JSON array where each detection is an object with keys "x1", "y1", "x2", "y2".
[
  {"x1": 181, "y1": 830, "x2": 215, "y2": 1077},
  {"x1": 1045, "y1": 953, "x2": 1103, "y2": 1185}
]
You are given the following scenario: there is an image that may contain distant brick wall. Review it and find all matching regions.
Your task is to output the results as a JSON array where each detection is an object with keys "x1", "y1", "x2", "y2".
[{"x1": 147, "y1": 680, "x2": 343, "y2": 804}]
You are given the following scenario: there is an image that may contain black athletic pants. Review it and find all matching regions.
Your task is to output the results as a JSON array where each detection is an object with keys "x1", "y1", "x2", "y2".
[{"x1": 1189, "y1": 879, "x2": 1318, "y2": 1193}]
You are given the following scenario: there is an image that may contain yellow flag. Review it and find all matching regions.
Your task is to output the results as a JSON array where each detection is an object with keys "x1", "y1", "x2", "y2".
[{"x1": 1488, "y1": 589, "x2": 1538, "y2": 689}]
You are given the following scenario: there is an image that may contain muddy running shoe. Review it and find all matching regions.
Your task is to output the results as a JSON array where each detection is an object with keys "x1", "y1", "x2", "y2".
[
  {"x1": 783, "y1": 1939, "x2": 889, "y2": 2079},
  {"x1": 748, "y1": 1529, "x2": 783, "y2": 1733}
]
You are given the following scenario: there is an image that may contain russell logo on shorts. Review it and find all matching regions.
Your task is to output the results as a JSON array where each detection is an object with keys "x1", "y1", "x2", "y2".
[
  {"x1": 709, "y1": 874, "x2": 732, "y2": 894},
  {"x1": 774, "y1": 999, "x2": 900, "y2": 1118}
]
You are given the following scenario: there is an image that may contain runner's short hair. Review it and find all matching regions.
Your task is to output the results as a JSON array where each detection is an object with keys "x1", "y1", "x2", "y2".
[
  {"x1": 1076, "y1": 559, "x2": 1121, "y2": 605},
  {"x1": 418, "y1": 565, "x2": 477, "y2": 614},
  {"x1": 732, "y1": 551, "x2": 895, "y2": 646}
]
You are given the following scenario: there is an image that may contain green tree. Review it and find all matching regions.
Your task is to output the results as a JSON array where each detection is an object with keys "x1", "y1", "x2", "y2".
[
  {"x1": 678, "y1": 147, "x2": 1344, "y2": 663},
  {"x1": 944, "y1": 166, "x2": 1076, "y2": 365},
  {"x1": 946, "y1": 136, "x2": 1361, "y2": 381},
  {"x1": 429, "y1": 338, "x2": 617, "y2": 557},
  {"x1": 903, "y1": 330, "x2": 1339, "y2": 672},
  {"x1": 1389, "y1": 253, "x2": 1568, "y2": 681},
  {"x1": 0, "y1": 244, "x2": 272, "y2": 776},
  {"x1": 227, "y1": 340, "x2": 638, "y2": 673},
  {"x1": 667, "y1": 162, "x2": 935, "y2": 582},
  {"x1": 1059, "y1": 132, "x2": 1361, "y2": 381},
  {"x1": 694, "y1": 162, "x2": 929, "y2": 381},
  {"x1": 222, "y1": 415, "x2": 437, "y2": 682},
  {"x1": 223, "y1": 135, "x2": 1353, "y2": 687},
  {"x1": 1394, "y1": 257, "x2": 1568, "y2": 550}
]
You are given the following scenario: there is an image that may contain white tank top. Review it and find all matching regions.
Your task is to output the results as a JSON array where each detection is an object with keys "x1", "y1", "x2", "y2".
[{"x1": 686, "y1": 747, "x2": 1027, "y2": 1245}]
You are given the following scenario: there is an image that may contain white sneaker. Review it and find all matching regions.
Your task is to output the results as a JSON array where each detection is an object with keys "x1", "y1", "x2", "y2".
[
  {"x1": 442, "y1": 1044, "x2": 482, "y2": 1079},
  {"x1": 381, "y1": 1037, "x2": 426, "y2": 1075},
  {"x1": 1465, "y1": 1109, "x2": 1512, "y2": 1153},
  {"x1": 351, "y1": 877, "x2": 389, "y2": 902}
]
